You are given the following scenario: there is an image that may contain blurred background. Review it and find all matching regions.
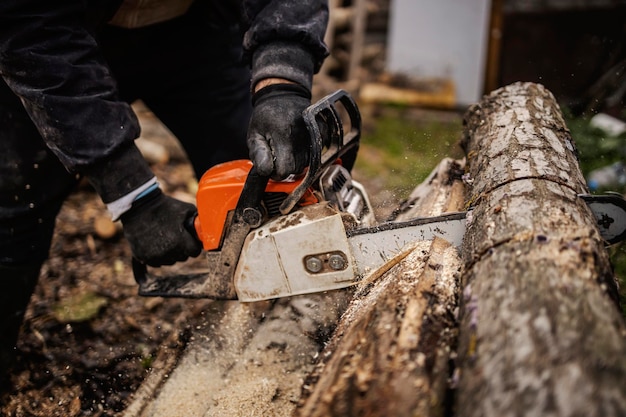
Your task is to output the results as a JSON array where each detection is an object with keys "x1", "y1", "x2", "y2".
[
  {"x1": 314, "y1": 0, "x2": 626, "y2": 307},
  {"x1": 312, "y1": 0, "x2": 626, "y2": 200},
  {"x1": 317, "y1": 0, "x2": 626, "y2": 113}
]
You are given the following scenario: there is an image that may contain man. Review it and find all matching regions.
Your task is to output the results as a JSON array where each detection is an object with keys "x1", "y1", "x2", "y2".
[{"x1": 0, "y1": 0, "x2": 328, "y2": 371}]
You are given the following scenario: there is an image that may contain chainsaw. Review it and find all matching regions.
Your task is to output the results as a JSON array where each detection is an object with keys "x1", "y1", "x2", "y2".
[{"x1": 134, "y1": 89, "x2": 626, "y2": 302}]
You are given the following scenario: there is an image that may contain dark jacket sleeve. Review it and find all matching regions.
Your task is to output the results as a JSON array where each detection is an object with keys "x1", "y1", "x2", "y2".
[
  {"x1": 242, "y1": 0, "x2": 329, "y2": 91},
  {"x1": 0, "y1": 1, "x2": 153, "y2": 203}
]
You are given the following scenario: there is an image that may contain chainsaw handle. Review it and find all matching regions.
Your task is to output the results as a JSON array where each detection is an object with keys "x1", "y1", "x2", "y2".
[
  {"x1": 279, "y1": 89, "x2": 361, "y2": 214},
  {"x1": 133, "y1": 166, "x2": 269, "y2": 298},
  {"x1": 132, "y1": 257, "x2": 149, "y2": 285},
  {"x1": 185, "y1": 212, "x2": 199, "y2": 241},
  {"x1": 132, "y1": 257, "x2": 236, "y2": 299}
]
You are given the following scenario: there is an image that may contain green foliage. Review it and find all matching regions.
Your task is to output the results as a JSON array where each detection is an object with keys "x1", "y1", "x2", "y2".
[
  {"x1": 140, "y1": 353, "x2": 154, "y2": 369},
  {"x1": 564, "y1": 109, "x2": 626, "y2": 194},
  {"x1": 53, "y1": 291, "x2": 108, "y2": 323},
  {"x1": 355, "y1": 107, "x2": 464, "y2": 198},
  {"x1": 609, "y1": 244, "x2": 626, "y2": 319}
]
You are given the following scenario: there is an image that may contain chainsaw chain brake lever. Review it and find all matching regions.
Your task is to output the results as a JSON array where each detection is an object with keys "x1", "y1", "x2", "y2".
[
  {"x1": 233, "y1": 166, "x2": 270, "y2": 227},
  {"x1": 279, "y1": 89, "x2": 362, "y2": 214}
]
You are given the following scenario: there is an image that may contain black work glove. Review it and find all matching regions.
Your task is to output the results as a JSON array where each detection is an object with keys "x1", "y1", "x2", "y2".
[
  {"x1": 247, "y1": 83, "x2": 312, "y2": 180},
  {"x1": 120, "y1": 188, "x2": 202, "y2": 267}
]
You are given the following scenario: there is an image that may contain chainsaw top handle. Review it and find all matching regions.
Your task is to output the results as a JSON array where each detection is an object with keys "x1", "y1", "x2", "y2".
[{"x1": 279, "y1": 89, "x2": 361, "y2": 214}]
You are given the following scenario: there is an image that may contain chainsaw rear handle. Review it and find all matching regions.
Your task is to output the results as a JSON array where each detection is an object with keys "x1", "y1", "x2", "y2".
[
  {"x1": 132, "y1": 166, "x2": 270, "y2": 296},
  {"x1": 279, "y1": 89, "x2": 361, "y2": 214}
]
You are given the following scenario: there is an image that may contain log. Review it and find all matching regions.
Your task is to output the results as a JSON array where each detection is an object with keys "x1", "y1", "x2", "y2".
[
  {"x1": 123, "y1": 292, "x2": 352, "y2": 417},
  {"x1": 123, "y1": 158, "x2": 465, "y2": 417},
  {"x1": 296, "y1": 158, "x2": 466, "y2": 417},
  {"x1": 457, "y1": 82, "x2": 626, "y2": 416}
]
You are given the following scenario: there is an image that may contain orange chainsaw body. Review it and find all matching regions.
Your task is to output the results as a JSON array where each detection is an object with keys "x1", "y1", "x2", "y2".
[{"x1": 194, "y1": 160, "x2": 318, "y2": 251}]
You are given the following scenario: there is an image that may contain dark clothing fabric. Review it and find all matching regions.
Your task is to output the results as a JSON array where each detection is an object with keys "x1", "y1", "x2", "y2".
[
  {"x1": 0, "y1": 6, "x2": 252, "y2": 263},
  {"x1": 0, "y1": 0, "x2": 328, "y2": 175},
  {"x1": 0, "y1": 0, "x2": 328, "y2": 365},
  {"x1": 97, "y1": 9, "x2": 254, "y2": 177},
  {"x1": 0, "y1": 263, "x2": 41, "y2": 371},
  {"x1": 0, "y1": 79, "x2": 77, "y2": 264},
  {"x1": 0, "y1": 0, "x2": 328, "y2": 264}
]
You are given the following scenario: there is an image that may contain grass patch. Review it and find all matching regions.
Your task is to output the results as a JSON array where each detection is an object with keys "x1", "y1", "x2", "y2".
[
  {"x1": 565, "y1": 111, "x2": 626, "y2": 182},
  {"x1": 354, "y1": 106, "x2": 465, "y2": 199}
]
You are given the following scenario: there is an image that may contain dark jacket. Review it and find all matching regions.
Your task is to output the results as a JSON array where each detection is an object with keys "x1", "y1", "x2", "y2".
[{"x1": 0, "y1": 0, "x2": 328, "y2": 201}]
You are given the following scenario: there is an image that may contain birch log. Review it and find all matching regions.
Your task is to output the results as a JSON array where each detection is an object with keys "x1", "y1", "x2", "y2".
[
  {"x1": 296, "y1": 158, "x2": 466, "y2": 417},
  {"x1": 457, "y1": 82, "x2": 626, "y2": 416}
]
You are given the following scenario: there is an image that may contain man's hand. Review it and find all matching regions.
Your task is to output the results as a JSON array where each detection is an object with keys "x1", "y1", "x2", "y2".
[
  {"x1": 247, "y1": 82, "x2": 312, "y2": 180},
  {"x1": 120, "y1": 189, "x2": 202, "y2": 267}
]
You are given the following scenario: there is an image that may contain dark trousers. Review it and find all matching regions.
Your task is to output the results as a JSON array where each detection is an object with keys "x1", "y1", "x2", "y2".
[{"x1": 0, "y1": 10, "x2": 251, "y2": 266}]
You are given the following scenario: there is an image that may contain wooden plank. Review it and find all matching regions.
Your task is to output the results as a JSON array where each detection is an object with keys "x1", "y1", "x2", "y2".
[
  {"x1": 359, "y1": 81, "x2": 456, "y2": 109},
  {"x1": 347, "y1": 0, "x2": 367, "y2": 81},
  {"x1": 483, "y1": 0, "x2": 504, "y2": 95}
]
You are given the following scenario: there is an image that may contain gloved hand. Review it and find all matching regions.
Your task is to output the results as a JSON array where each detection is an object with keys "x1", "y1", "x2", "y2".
[
  {"x1": 120, "y1": 188, "x2": 202, "y2": 267},
  {"x1": 247, "y1": 83, "x2": 312, "y2": 180}
]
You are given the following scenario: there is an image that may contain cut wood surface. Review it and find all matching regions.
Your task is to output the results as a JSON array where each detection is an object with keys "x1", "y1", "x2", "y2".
[
  {"x1": 457, "y1": 82, "x2": 626, "y2": 416},
  {"x1": 123, "y1": 292, "x2": 352, "y2": 417},
  {"x1": 295, "y1": 158, "x2": 466, "y2": 417}
]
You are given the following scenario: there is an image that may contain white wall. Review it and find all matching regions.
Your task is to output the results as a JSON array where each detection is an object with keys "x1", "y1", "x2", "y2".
[{"x1": 387, "y1": 0, "x2": 492, "y2": 107}]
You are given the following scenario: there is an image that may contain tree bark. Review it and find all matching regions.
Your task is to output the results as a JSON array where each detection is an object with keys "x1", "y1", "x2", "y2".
[
  {"x1": 457, "y1": 82, "x2": 626, "y2": 416},
  {"x1": 295, "y1": 158, "x2": 466, "y2": 417}
]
